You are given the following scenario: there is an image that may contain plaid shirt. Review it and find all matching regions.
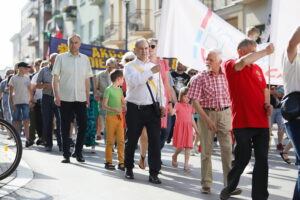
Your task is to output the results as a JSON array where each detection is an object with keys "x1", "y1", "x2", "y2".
[{"x1": 187, "y1": 69, "x2": 231, "y2": 109}]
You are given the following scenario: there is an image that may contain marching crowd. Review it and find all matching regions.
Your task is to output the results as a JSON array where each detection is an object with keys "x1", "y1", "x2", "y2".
[{"x1": 1, "y1": 26, "x2": 300, "y2": 200}]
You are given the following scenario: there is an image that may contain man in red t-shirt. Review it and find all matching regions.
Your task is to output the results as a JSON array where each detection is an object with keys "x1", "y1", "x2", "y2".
[{"x1": 220, "y1": 39, "x2": 274, "y2": 200}]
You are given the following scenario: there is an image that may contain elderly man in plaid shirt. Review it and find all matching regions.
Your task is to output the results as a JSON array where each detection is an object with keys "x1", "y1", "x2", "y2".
[{"x1": 187, "y1": 49, "x2": 238, "y2": 195}]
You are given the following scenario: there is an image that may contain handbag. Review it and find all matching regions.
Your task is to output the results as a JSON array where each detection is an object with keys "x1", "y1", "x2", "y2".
[
  {"x1": 281, "y1": 91, "x2": 300, "y2": 121},
  {"x1": 146, "y1": 82, "x2": 162, "y2": 118}
]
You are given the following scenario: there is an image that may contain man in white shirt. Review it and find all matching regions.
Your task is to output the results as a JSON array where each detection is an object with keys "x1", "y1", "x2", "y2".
[
  {"x1": 282, "y1": 26, "x2": 300, "y2": 200},
  {"x1": 52, "y1": 34, "x2": 93, "y2": 163},
  {"x1": 124, "y1": 38, "x2": 166, "y2": 184}
]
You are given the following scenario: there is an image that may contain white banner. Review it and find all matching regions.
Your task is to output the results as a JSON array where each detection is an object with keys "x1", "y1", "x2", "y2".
[
  {"x1": 157, "y1": 0, "x2": 245, "y2": 71},
  {"x1": 270, "y1": 0, "x2": 300, "y2": 85}
]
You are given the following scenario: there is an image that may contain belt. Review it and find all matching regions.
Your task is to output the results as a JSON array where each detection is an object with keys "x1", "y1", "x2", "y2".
[
  {"x1": 128, "y1": 102, "x2": 152, "y2": 110},
  {"x1": 203, "y1": 107, "x2": 229, "y2": 111}
]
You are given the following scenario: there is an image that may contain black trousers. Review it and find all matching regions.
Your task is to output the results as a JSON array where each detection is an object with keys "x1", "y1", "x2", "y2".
[
  {"x1": 41, "y1": 94, "x2": 62, "y2": 148},
  {"x1": 60, "y1": 101, "x2": 87, "y2": 158},
  {"x1": 226, "y1": 128, "x2": 269, "y2": 200},
  {"x1": 29, "y1": 99, "x2": 43, "y2": 141},
  {"x1": 125, "y1": 102, "x2": 161, "y2": 176}
]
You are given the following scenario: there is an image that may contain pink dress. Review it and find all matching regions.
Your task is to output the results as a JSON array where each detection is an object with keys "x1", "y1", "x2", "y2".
[{"x1": 172, "y1": 102, "x2": 194, "y2": 148}]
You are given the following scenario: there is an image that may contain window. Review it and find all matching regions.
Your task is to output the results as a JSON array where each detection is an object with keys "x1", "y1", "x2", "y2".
[{"x1": 89, "y1": 20, "x2": 94, "y2": 41}]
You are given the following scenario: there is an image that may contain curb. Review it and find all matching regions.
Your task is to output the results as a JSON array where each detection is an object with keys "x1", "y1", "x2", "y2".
[{"x1": 0, "y1": 158, "x2": 33, "y2": 197}]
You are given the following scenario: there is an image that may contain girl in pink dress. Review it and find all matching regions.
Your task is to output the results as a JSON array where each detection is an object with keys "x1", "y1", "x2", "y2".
[{"x1": 171, "y1": 87, "x2": 199, "y2": 172}]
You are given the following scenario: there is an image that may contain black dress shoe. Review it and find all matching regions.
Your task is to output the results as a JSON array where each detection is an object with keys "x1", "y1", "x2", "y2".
[
  {"x1": 61, "y1": 157, "x2": 70, "y2": 163},
  {"x1": 149, "y1": 175, "x2": 161, "y2": 184},
  {"x1": 76, "y1": 155, "x2": 85, "y2": 162},
  {"x1": 72, "y1": 153, "x2": 85, "y2": 162},
  {"x1": 125, "y1": 169, "x2": 134, "y2": 179}
]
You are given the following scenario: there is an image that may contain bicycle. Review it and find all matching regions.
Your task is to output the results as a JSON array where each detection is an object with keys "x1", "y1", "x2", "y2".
[{"x1": 0, "y1": 119, "x2": 22, "y2": 180}]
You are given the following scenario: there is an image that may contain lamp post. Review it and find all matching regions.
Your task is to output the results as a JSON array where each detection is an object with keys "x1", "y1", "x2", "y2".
[{"x1": 124, "y1": 0, "x2": 130, "y2": 51}]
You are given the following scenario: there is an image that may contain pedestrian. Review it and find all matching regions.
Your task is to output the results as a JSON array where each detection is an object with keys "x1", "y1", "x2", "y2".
[
  {"x1": 188, "y1": 49, "x2": 233, "y2": 194},
  {"x1": 28, "y1": 58, "x2": 44, "y2": 147},
  {"x1": 36, "y1": 53, "x2": 62, "y2": 152},
  {"x1": 171, "y1": 87, "x2": 199, "y2": 172},
  {"x1": 0, "y1": 69, "x2": 15, "y2": 124},
  {"x1": 96, "y1": 57, "x2": 117, "y2": 142},
  {"x1": 124, "y1": 38, "x2": 166, "y2": 184},
  {"x1": 270, "y1": 86, "x2": 285, "y2": 150},
  {"x1": 102, "y1": 69, "x2": 125, "y2": 171},
  {"x1": 52, "y1": 34, "x2": 93, "y2": 163},
  {"x1": 8, "y1": 62, "x2": 33, "y2": 146},
  {"x1": 84, "y1": 75, "x2": 99, "y2": 153},
  {"x1": 220, "y1": 39, "x2": 274, "y2": 200},
  {"x1": 282, "y1": 26, "x2": 300, "y2": 200}
]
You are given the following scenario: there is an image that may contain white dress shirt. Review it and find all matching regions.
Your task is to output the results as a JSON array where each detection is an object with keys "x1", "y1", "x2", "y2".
[
  {"x1": 124, "y1": 58, "x2": 165, "y2": 106},
  {"x1": 52, "y1": 52, "x2": 93, "y2": 102}
]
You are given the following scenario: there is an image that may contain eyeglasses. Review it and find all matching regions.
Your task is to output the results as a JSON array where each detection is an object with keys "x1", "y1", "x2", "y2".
[
  {"x1": 125, "y1": 58, "x2": 134, "y2": 62},
  {"x1": 150, "y1": 45, "x2": 156, "y2": 49}
]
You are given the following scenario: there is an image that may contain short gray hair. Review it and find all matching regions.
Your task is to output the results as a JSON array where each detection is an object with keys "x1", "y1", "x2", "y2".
[
  {"x1": 67, "y1": 34, "x2": 81, "y2": 44},
  {"x1": 121, "y1": 52, "x2": 136, "y2": 64},
  {"x1": 237, "y1": 38, "x2": 257, "y2": 50},
  {"x1": 106, "y1": 57, "x2": 117, "y2": 66},
  {"x1": 135, "y1": 38, "x2": 148, "y2": 48},
  {"x1": 206, "y1": 49, "x2": 222, "y2": 61}
]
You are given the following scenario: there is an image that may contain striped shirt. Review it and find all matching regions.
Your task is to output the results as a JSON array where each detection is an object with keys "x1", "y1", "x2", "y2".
[{"x1": 187, "y1": 69, "x2": 231, "y2": 109}]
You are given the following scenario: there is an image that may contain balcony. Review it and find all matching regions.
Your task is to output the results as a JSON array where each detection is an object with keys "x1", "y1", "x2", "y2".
[
  {"x1": 27, "y1": 34, "x2": 39, "y2": 46},
  {"x1": 103, "y1": 23, "x2": 124, "y2": 47},
  {"x1": 28, "y1": 7, "x2": 38, "y2": 18},
  {"x1": 128, "y1": 9, "x2": 153, "y2": 37},
  {"x1": 89, "y1": 0, "x2": 105, "y2": 6},
  {"x1": 45, "y1": 15, "x2": 64, "y2": 32},
  {"x1": 63, "y1": 5, "x2": 77, "y2": 21}
]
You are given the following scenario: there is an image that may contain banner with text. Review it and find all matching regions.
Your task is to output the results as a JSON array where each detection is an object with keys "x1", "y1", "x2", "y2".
[
  {"x1": 49, "y1": 37, "x2": 180, "y2": 71},
  {"x1": 49, "y1": 37, "x2": 126, "y2": 70}
]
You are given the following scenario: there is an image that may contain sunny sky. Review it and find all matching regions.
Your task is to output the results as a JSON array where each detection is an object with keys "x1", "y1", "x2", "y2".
[{"x1": 0, "y1": 0, "x2": 27, "y2": 69}]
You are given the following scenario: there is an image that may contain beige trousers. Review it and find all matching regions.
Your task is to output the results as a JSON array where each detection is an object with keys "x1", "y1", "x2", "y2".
[{"x1": 198, "y1": 108, "x2": 232, "y2": 188}]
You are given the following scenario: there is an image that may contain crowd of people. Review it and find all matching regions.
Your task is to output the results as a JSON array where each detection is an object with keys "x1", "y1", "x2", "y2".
[{"x1": 1, "y1": 26, "x2": 300, "y2": 200}]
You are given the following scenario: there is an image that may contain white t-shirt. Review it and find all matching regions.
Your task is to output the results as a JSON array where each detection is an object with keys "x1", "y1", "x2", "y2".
[
  {"x1": 282, "y1": 51, "x2": 300, "y2": 95},
  {"x1": 8, "y1": 75, "x2": 31, "y2": 104}
]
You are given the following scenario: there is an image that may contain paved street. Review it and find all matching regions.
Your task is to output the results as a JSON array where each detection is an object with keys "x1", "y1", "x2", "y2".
[{"x1": 0, "y1": 131, "x2": 297, "y2": 200}]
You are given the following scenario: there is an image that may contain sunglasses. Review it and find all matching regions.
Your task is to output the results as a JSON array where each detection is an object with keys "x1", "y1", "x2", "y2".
[
  {"x1": 125, "y1": 58, "x2": 134, "y2": 62},
  {"x1": 188, "y1": 72, "x2": 197, "y2": 76},
  {"x1": 150, "y1": 45, "x2": 156, "y2": 49}
]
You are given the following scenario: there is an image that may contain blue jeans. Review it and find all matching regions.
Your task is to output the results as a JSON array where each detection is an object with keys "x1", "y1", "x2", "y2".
[
  {"x1": 12, "y1": 104, "x2": 29, "y2": 121},
  {"x1": 285, "y1": 120, "x2": 300, "y2": 200}
]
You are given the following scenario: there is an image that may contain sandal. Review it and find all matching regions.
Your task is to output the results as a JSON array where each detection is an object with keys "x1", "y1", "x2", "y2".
[
  {"x1": 105, "y1": 162, "x2": 116, "y2": 170},
  {"x1": 139, "y1": 155, "x2": 146, "y2": 169},
  {"x1": 172, "y1": 155, "x2": 178, "y2": 168},
  {"x1": 280, "y1": 152, "x2": 292, "y2": 164}
]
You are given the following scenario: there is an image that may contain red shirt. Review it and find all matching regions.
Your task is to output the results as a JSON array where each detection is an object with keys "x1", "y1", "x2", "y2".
[
  {"x1": 224, "y1": 59, "x2": 269, "y2": 129},
  {"x1": 187, "y1": 69, "x2": 231, "y2": 109}
]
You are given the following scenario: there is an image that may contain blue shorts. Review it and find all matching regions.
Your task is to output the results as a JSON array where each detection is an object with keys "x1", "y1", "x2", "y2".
[{"x1": 12, "y1": 104, "x2": 30, "y2": 121}]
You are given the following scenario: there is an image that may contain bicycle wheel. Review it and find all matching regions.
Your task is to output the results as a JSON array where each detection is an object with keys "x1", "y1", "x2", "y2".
[{"x1": 0, "y1": 119, "x2": 22, "y2": 180}]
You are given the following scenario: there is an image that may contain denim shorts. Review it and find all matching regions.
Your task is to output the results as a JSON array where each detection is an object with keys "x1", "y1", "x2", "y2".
[{"x1": 12, "y1": 104, "x2": 30, "y2": 121}]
